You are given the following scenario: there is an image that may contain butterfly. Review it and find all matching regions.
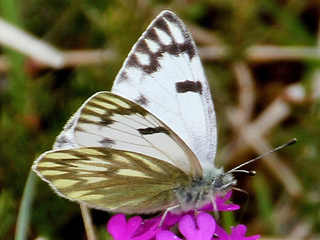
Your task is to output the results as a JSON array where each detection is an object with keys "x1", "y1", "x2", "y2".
[{"x1": 33, "y1": 10, "x2": 238, "y2": 217}]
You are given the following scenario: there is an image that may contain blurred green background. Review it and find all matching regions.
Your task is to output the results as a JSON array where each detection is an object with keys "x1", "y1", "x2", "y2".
[{"x1": 0, "y1": 0, "x2": 319, "y2": 239}]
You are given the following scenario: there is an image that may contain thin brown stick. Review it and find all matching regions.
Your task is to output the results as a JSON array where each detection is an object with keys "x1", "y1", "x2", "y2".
[
  {"x1": 80, "y1": 203, "x2": 96, "y2": 240},
  {"x1": 0, "y1": 18, "x2": 63, "y2": 68},
  {"x1": 311, "y1": 16, "x2": 320, "y2": 100},
  {"x1": 0, "y1": 49, "x2": 116, "y2": 73},
  {"x1": 55, "y1": 49, "x2": 116, "y2": 68},
  {"x1": 232, "y1": 61, "x2": 255, "y2": 125},
  {"x1": 286, "y1": 221, "x2": 311, "y2": 239},
  {"x1": 282, "y1": 83, "x2": 306, "y2": 103},
  {"x1": 199, "y1": 45, "x2": 320, "y2": 62}
]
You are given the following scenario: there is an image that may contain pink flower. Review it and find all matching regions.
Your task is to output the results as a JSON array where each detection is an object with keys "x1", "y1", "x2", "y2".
[
  {"x1": 157, "y1": 212, "x2": 216, "y2": 240},
  {"x1": 142, "y1": 190, "x2": 240, "y2": 231},
  {"x1": 215, "y1": 224, "x2": 260, "y2": 240},
  {"x1": 156, "y1": 212, "x2": 260, "y2": 240},
  {"x1": 107, "y1": 214, "x2": 160, "y2": 240},
  {"x1": 106, "y1": 191, "x2": 260, "y2": 240}
]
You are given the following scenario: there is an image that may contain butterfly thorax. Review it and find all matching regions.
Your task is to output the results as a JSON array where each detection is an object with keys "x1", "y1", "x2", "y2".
[{"x1": 173, "y1": 169, "x2": 237, "y2": 213}]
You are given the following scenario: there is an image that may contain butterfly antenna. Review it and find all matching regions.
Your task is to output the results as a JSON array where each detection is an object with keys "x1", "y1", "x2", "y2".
[{"x1": 227, "y1": 138, "x2": 297, "y2": 174}]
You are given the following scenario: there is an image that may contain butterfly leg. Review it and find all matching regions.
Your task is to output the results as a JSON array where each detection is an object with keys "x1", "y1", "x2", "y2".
[
  {"x1": 211, "y1": 195, "x2": 220, "y2": 221},
  {"x1": 159, "y1": 204, "x2": 180, "y2": 227},
  {"x1": 194, "y1": 192, "x2": 203, "y2": 219}
]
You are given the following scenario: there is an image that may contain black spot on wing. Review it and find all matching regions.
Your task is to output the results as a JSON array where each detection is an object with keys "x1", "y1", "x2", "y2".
[
  {"x1": 127, "y1": 52, "x2": 161, "y2": 74},
  {"x1": 99, "y1": 138, "x2": 115, "y2": 147},
  {"x1": 178, "y1": 40, "x2": 196, "y2": 60},
  {"x1": 138, "y1": 127, "x2": 169, "y2": 135},
  {"x1": 55, "y1": 135, "x2": 69, "y2": 147},
  {"x1": 153, "y1": 16, "x2": 171, "y2": 37},
  {"x1": 117, "y1": 71, "x2": 128, "y2": 83},
  {"x1": 176, "y1": 80, "x2": 203, "y2": 94},
  {"x1": 144, "y1": 26, "x2": 160, "y2": 42},
  {"x1": 135, "y1": 94, "x2": 149, "y2": 106},
  {"x1": 65, "y1": 117, "x2": 76, "y2": 130},
  {"x1": 136, "y1": 38, "x2": 151, "y2": 53}
]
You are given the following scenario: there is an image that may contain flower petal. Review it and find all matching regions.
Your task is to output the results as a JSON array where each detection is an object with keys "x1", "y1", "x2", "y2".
[
  {"x1": 107, "y1": 214, "x2": 142, "y2": 240},
  {"x1": 179, "y1": 212, "x2": 216, "y2": 240},
  {"x1": 231, "y1": 224, "x2": 247, "y2": 238},
  {"x1": 214, "y1": 224, "x2": 230, "y2": 240},
  {"x1": 156, "y1": 230, "x2": 182, "y2": 240},
  {"x1": 231, "y1": 225, "x2": 260, "y2": 240},
  {"x1": 215, "y1": 224, "x2": 260, "y2": 240},
  {"x1": 132, "y1": 220, "x2": 160, "y2": 240}
]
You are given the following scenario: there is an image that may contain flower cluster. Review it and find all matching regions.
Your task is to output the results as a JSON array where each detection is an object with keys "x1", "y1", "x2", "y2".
[{"x1": 107, "y1": 191, "x2": 260, "y2": 240}]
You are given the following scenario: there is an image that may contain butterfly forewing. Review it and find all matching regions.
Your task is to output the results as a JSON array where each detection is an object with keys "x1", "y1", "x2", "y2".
[
  {"x1": 74, "y1": 91, "x2": 202, "y2": 176},
  {"x1": 111, "y1": 11, "x2": 217, "y2": 166},
  {"x1": 33, "y1": 148, "x2": 191, "y2": 213}
]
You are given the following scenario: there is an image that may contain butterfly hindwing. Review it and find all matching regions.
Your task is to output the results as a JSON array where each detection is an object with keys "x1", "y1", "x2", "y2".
[
  {"x1": 33, "y1": 147, "x2": 191, "y2": 213},
  {"x1": 112, "y1": 11, "x2": 217, "y2": 166},
  {"x1": 73, "y1": 91, "x2": 202, "y2": 176}
]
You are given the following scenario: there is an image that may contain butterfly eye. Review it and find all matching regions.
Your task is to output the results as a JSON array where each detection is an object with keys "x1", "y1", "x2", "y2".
[
  {"x1": 213, "y1": 174, "x2": 237, "y2": 190},
  {"x1": 213, "y1": 175, "x2": 223, "y2": 189}
]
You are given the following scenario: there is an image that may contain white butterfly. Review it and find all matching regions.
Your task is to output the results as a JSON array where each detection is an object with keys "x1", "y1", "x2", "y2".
[{"x1": 33, "y1": 10, "x2": 237, "y2": 216}]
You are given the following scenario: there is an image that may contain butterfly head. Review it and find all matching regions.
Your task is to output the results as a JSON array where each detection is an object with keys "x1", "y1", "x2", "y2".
[{"x1": 212, "y1": 172, "x2": 237, "y2": 192}]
